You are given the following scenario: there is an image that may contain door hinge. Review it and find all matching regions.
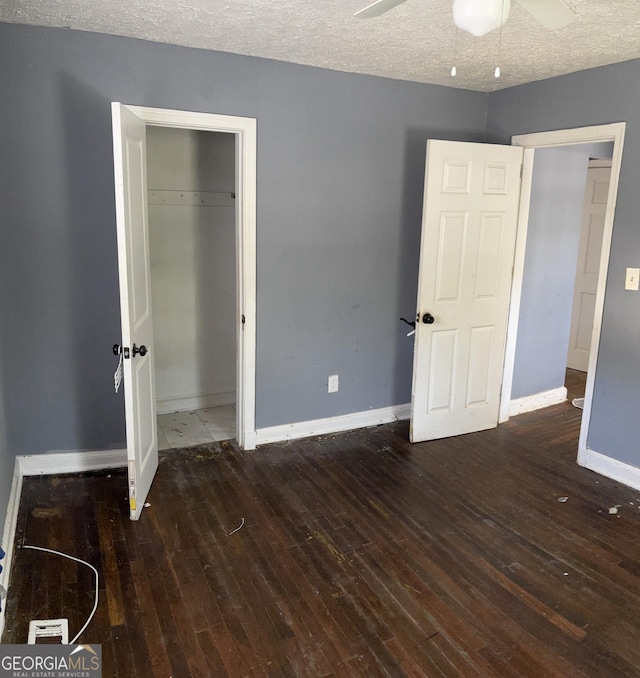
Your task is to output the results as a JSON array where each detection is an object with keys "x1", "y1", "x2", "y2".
[{"x1": 242, "y1": 314, "x2": 246, "y2": 328}]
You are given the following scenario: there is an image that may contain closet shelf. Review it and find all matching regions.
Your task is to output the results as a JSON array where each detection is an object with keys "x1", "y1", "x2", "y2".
[{"x1": 148, "y1": 190, "x2": 235, "y2": 207}]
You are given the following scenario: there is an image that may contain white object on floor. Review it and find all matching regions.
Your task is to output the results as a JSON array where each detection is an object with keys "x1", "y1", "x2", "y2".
[
  {"x1": 28, "y1": 619, "x2": 69, "y2": 645},
  {"x1": 572, "y1": 397, "x2": 585, "y2": 409}
]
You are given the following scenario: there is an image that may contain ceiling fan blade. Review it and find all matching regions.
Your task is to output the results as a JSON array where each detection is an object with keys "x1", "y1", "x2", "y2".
[
  {"x1": 515, "y1": 0, "x2": 576, "y2": 29},
  {"x1": 354, "y1": 0, "x2": 409, "y2": 19}
]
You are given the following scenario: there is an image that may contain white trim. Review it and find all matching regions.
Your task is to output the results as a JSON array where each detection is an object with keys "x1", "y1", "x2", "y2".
[
  {"x1": 499, "y1": 148, "x2": 535, "y2": 423},
  {"x1": 114, "y1": 104, "x2": 257, "y2": 451},
  {"x1": 147, "y1": 189, "x2": 235, "y2": 206},
  {"x1": 578, "y1": 447, "x2": 640, "y2": 493},
  {"x1": 243, "y1": 429, "x2": 257, "y2": 450},
  {"x1": 511, "y1": 123, "x2": 626, "y2": 149},
  {"x1": 156, "y1": 391, "x2": 236, "y2": 415},
  {"x1": 508, "y1": 386, "x2": 567, "y2": 417},
  {"x1": 588, "y1": 159, "x2": 612, "y2": 169},
  {"x1": 18, "y1": 449, "x2": 127, "y2": 476},
  {"x1": 0, "y1": 459, "x2": 22, "y2": 641},
  {"x1": 501, "y1": 123, "x2": 626, "y2": 469},
  {"x1": 256, "y1": 404, "x2": 411, "y2": 446}
]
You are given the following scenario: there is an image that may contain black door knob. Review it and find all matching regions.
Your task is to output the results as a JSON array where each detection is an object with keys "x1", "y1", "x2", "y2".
[
  {"x1": 132, "y1": 344, "x2": 148, "y2": 357},
  {"x1": 422, "y1": 313, "x2": 435, "y2": 324}
]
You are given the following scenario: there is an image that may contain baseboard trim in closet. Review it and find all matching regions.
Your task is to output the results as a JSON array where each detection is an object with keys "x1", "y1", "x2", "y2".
[{"x1": 156, "y1": 391, "x2": 236, "y2": 415}]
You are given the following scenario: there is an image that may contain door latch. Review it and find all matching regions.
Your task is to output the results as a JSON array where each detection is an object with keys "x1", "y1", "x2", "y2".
[{"x1": 113, "y1": 344, "x2": 131, "y2": 359}]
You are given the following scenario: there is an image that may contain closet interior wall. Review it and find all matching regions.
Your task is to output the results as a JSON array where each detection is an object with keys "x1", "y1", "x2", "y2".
[{"x1": 146, "y1": 127, "x2": 236, "y2": 416}]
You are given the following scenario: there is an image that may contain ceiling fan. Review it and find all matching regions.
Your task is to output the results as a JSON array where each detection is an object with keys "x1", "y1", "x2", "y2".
[{"x1": 354, "y1": 0, "x2": 576, "y2": 37}]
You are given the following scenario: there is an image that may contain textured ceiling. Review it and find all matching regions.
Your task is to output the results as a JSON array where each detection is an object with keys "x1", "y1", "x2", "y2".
[{"x1": 2, "y1": 0, "x2": 640, "y2": 91}]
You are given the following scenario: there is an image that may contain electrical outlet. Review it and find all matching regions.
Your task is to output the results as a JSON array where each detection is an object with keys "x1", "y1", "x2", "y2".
[
  {"x1": 328, "y1": 374, "x2": 339, "y2": 393},
  {"x1": 625, "y1": 267, "x2": 640, "y2": 291}
]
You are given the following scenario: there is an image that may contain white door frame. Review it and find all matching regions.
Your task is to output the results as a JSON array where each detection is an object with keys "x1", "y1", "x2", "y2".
[
  {"x1": 121, "y1": 105, "x2": 257, "y2": 450},
  {"x1": 499, "y1": 122, "x2": 626, "y2": 466}
]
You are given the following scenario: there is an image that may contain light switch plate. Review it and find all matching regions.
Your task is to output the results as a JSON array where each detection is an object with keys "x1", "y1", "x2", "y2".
[{"x1": 625, "y1": 267, "x2": 640, "y2": 291}]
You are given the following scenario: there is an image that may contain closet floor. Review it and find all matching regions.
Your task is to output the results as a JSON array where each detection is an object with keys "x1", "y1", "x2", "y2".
[{"x1": 157, "y1": 404, "x2": 235, "y2": 450}]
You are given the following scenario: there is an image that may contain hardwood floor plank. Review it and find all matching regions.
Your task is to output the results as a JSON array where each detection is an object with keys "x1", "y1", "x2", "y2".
[
  {"x1": 139, "y1": 536, "x2": 195, "y2": 678},
  {"x1": 95, "y1": 500, "x2": 126, "y2": 628},
  {"x1": 6, "y1": 373, "x2": 640, "y2": 676},
  {"x1": 110, "y1": 623, "x2": 137, "y2": 678}
]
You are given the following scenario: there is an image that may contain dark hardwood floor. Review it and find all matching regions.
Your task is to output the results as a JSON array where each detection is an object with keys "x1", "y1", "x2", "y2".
[
  {"x1": 565, "y1": 367, "x2": 587, "y2": 402},
  {"x1": 5, "y1": 373, "x2": 640, "y2": 676}
]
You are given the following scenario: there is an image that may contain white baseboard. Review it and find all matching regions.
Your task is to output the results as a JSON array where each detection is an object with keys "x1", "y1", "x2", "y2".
[
  {"x1": 578, "y1": 447, "x2": 640, "y2": 493},
  {"x1": 1, "y1": 459, "x2": 23, "y2": 641},
  {"x1": 256, "y1": 403, "x2": 411, "y2": 446},
  {"x1": 156, "y1": 390, "x2": 236, "y2": 415},
  {"x1": 18, "y1": 448, "x2": 127, "y2": 476},
  {"x1": 509, "y1": 386, "x2": 567, "y2": 417}
]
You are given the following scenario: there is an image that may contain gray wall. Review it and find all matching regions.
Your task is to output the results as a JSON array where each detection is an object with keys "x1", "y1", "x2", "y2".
[
  {"x1": 487, "y1": 59, "x2": 640, "y2": 467},
  {"x1": 0, "y1": 22, "x2": 488, "y2": 455},
  {"x1": 578, "y1": 142, "x2": 614, "y2": 160},
  {"x1": 512, "y1": 144, "x2": 602, "y2": 399}
]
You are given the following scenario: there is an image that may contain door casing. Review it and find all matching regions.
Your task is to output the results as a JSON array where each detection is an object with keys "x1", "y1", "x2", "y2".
[
  {"x1": 118, "y1": 104, "x2": 258, "y2": 450},
  {"x1": 499, "y1": 122, "x2": 626, "y2": 468}
]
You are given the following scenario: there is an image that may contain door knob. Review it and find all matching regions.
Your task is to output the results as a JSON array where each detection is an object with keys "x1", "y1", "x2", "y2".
[
  {"x1": 132, "y1": 344, "x2": 148, "y2": 357},
  {"x1": 422, "y1": 313, "x2": 435, "y2": 324}
]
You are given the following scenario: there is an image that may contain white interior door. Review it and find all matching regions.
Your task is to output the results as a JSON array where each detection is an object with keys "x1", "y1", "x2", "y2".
[
  {"x1": 112, "y1": 102, "x2": 158, "y2": 520},
  {"x1": 411, "y1": 140, "x2": 523, "y2": 442},
  {"x1": 566, "y1": 164, "x2": 611, "y2": 372}
]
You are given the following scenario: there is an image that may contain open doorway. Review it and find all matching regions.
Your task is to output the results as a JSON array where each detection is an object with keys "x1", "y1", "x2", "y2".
[
  {"x1": 506, "y1": 143, "x2": 612, "y2": 411},
  {"x1": 146, "y1": 126, "x2": 237, "y2": 449},
  {"x1": 112, "y1": 103, "x2": 257, "y2": 519},
  {"x1": 499, "y1": 122, "x2": 625, "y2": 470}
]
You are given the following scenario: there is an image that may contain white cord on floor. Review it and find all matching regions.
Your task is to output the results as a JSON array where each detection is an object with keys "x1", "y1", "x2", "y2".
[
  {"x1": 22, "y1": 544, "x2": 99, "y2": 645},
  {"x1": 228, "y1": 517, "x2": 245, "y2": 535}
]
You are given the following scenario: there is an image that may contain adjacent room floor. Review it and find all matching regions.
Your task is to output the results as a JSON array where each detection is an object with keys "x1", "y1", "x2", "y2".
[
  {"x1": 157, "y1": 403, "x2": 236, "y2": 450},
  {"x1": 5, "y1": 373, "x2": 640, "y2": 676}
]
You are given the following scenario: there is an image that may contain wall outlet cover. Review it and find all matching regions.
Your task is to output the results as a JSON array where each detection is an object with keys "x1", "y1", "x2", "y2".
[
  {"x1": 625, "y1": 267, "x2": 640, "y2": 291},
  {"x1": 328, "y1": 375, "x2": 339, "y2": 393}
]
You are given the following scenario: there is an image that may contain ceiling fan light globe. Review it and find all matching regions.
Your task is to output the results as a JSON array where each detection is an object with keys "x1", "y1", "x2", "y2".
[{"x1": 452, "y1": 0, "x2": 511, "y2": 37}]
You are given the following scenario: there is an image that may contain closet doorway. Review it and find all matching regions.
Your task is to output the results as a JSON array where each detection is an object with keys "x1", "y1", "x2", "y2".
[
  {"x1": 147, "y1": 127, "x2": 237, "y2": 449},
  {"x1": 112, "y1": 104, "x2": 256, "y2": 518}
]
